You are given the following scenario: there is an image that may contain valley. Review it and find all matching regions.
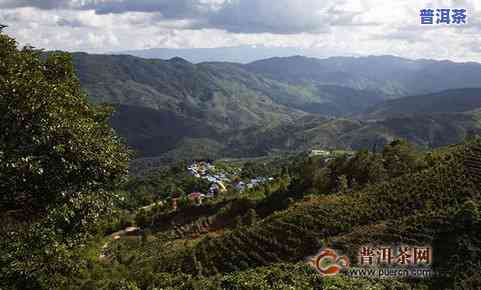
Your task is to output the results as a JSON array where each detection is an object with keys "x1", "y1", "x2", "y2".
[
  {"x1": 70, "y1": 53, "x2": 481, "y2": 162},
  {"x1": 3, "y1": 25, "x2": 481, "y2": 290}
]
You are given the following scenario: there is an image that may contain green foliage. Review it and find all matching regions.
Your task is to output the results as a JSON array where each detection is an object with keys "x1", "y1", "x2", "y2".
[
  {"x1": 289, "y1": 146, "x2": 408, "y2": 196},
  {"x1": 245, "y1": 209, "x2": 258, "y2": 226},
  {"x1": 56, "y1": 139, "x2": 481, "y2": 290},
  {"x1": 72, "y1": 261, "x2": 430, "y2": 289},
  {"x1": 382, "y1": 139, "x2": 426, "y2": 178},
  {"x1": 0, "y1": 36, "x2": 130, "y2": 211},
  {"x1": 455, "y1": 199, "x2": 481, "y2": 226},
  {"x1": 71, "y1": 52, "x2": 481, "y2": 160},
  {"x1": 0, "y1": 30, "x2": 130, "y2": 289},
  {"x1": 3, "y1": 26, "x2": 481, "y2": 288},
  {"x1": 240, "y1": 161, "x2": 274, "y2": 179},
  {"x1": 143, "y1": 140, "x2": 480, "y2": 284},
  {"x1": 122, "y1": 162, "x2": 210, "y2": 209},
  {"x1": 365, "y1": 88, "x2": 481, "y2": 119},
  {"x1": 336, "y1": 175, "x2": 349, "y2": 193}
]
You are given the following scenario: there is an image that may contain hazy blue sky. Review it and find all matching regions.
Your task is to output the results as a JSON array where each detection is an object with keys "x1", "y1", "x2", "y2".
[{"x1": 1, "y1": 0, "x2": 480, "y2": 61}]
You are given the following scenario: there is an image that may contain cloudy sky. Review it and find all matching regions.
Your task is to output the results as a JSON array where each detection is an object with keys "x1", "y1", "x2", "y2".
[{"x1": 1, "y1": 0, "x2": 481, "y2": 61}]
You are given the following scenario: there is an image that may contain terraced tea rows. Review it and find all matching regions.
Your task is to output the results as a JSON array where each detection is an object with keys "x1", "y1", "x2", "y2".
[{"x1": 154, "y1": 141, "x2": 481, "y2": 277}]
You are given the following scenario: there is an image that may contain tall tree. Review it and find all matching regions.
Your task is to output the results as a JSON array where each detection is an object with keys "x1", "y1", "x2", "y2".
[
  {"x1": 382, "y1": 139, "x2": 424, "y2": 178},
  {"x1": 0, "y1": 27, "x2": 130, "y2": 289}
]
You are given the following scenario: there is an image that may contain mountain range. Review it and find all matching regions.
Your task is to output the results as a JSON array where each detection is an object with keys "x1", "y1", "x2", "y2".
[
  {"x1": 71, "y1": 53, "x2": 481, "y2": 160},
  {"x1": 120, "y1": 45, "x2": 317, "y2": 64}
]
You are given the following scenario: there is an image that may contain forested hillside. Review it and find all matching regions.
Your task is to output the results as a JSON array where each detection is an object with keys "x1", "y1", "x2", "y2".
[
  {"x1": 72, "y1": 53, "x2": 306, "y2": 131},
  {"x1": 71, "y1": 53, "x2": 481, "y2": 159},
  {"x1": 247, "y1": 55, "x2": 481, "y2": 96},
  {"x1": 65, "y1": 137, "x2": 481, "y2": 290},
  {"x1": 4, "y1": 26, "x2": 481, "y2": 290},
  {"x1": 363, "y1": 88, "x2": 481, "y2": 120}
]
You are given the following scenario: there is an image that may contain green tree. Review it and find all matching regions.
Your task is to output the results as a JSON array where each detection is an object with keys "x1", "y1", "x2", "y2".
[
  {"x1": 455, "y1": 200, "x2": 480, "y2": 227},
  {"x1": 135, "y1": 209, "x2": 149, "y2": 228},
  {"x1": 0, "y1": 28, "x2": 130, "y2": 288},
  {"x1": 245, "y1": 209, "x2": 258, "y2": 225},
  {"x1": 240, "y1": 162, "x2": 257, "y2": 179},
  {"x1": 141, "y1": 228, "x2": 152, "y2": 244},
  {"x1": 382, "y1": 139, "x2": 424, "y2": 178},
  {"x1": 235, "y1": 216, "x2": 243, "y2": 227},
  {"x1": 336, "y1": 174, "x2": 349, "y2": 193}
]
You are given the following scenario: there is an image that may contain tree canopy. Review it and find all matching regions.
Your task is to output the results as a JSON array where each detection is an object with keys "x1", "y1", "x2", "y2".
[{"x1": 0, "y1": 27, "x2": 130, "y2": 289}]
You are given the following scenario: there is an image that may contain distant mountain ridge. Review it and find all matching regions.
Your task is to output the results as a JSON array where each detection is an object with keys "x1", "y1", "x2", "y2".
[
  {"x1": 247, "y1": 55, "x2": 481, "y2": 97},
  {"x1": 363, "y1": 88, "x2": 481, "y2": 120},
  {"x1": 71, "y1": 53, "x2": 481, "y2": 159},
  {"x1": 72, "y1": 53, "x2": 306, "y2": 132},
  {"x1": 120, "y1": 45, "x2": 313, "y2": 64}
]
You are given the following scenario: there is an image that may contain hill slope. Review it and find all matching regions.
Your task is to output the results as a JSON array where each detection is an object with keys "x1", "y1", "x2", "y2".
[
  {"x1": 109, "y1": 104, "x2": 222, "y2": 157},
  {"x1": 72, "y1": 53, "x2": 306, "y2": 132},
  {"x1": 246, "y1": 55, "x2": 481, "y2": 97},
  {"x1": 72, "y1": 53, "x2": 481, "y2": 159},
  {"x1": 227, "y1": 109, "x2": 481, "y2": 154},
  {"x1": 87, "y1": 140, "x2": 481, "y2": 289},
  {"x1": 363, "y1": 88, "x2": 481, "y2": 120}
]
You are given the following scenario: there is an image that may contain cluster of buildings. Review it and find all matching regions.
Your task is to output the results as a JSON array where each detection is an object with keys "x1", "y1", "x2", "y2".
[
  {"x1": 187, "y1": 161, "x2": 229, "y2": 196},
  {"x1": 168, "y1": 151, "x2": 352, "y2": 210},
  {"x1": 309, "y1": 149, "x2": 355, "y2": 162},
  {"x1": 309, "y1": 149, "x2": 332, "y2": 157},
  {"x1": 183, "y1": 161, "x2": 231, "y2": 206},
  {"x1": 159, "y1": 161, "x2": 277, "y2": 210},
  {"x1": 234, "y1": 177, "x2": 274, "y2": 192},
  {"x1": 183, "y1": 161, "x2": 274, "y2": 205},
  {"x1": 187, "y1": 161, "x2": 215, "y2": 178}
]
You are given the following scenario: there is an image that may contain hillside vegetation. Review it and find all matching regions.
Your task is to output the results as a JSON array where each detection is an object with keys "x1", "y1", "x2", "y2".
[
  {"x1": 4, "y1": 27, "x2": 481, "y2": 290},
  {"x1": 71, "y1": 53, "x2": 481, "y2": 159},
  {"x1": 69, "y1": 138, "x2": 481, "y2": 290},
  {"x1": 363, "y1": 88, "x2": 481, "y2": 120}
]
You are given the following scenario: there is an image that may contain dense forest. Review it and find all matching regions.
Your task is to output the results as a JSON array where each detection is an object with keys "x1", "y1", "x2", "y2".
[{"x1": 2, "y1": 27, "x2": 481, "y2": 290}]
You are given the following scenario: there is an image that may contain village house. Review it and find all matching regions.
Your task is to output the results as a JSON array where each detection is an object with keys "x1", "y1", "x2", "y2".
[
  {"x1": 309, "y1": 149, "x2": 332, "y2": 157},
  {"x1": 188, "y1": 192, "x2": 205, "y2": 206}
]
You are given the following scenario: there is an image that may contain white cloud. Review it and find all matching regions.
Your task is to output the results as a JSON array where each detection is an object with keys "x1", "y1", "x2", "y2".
[{"x1": 0, "y1": 0, "x2": 480, "y2": 61}]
